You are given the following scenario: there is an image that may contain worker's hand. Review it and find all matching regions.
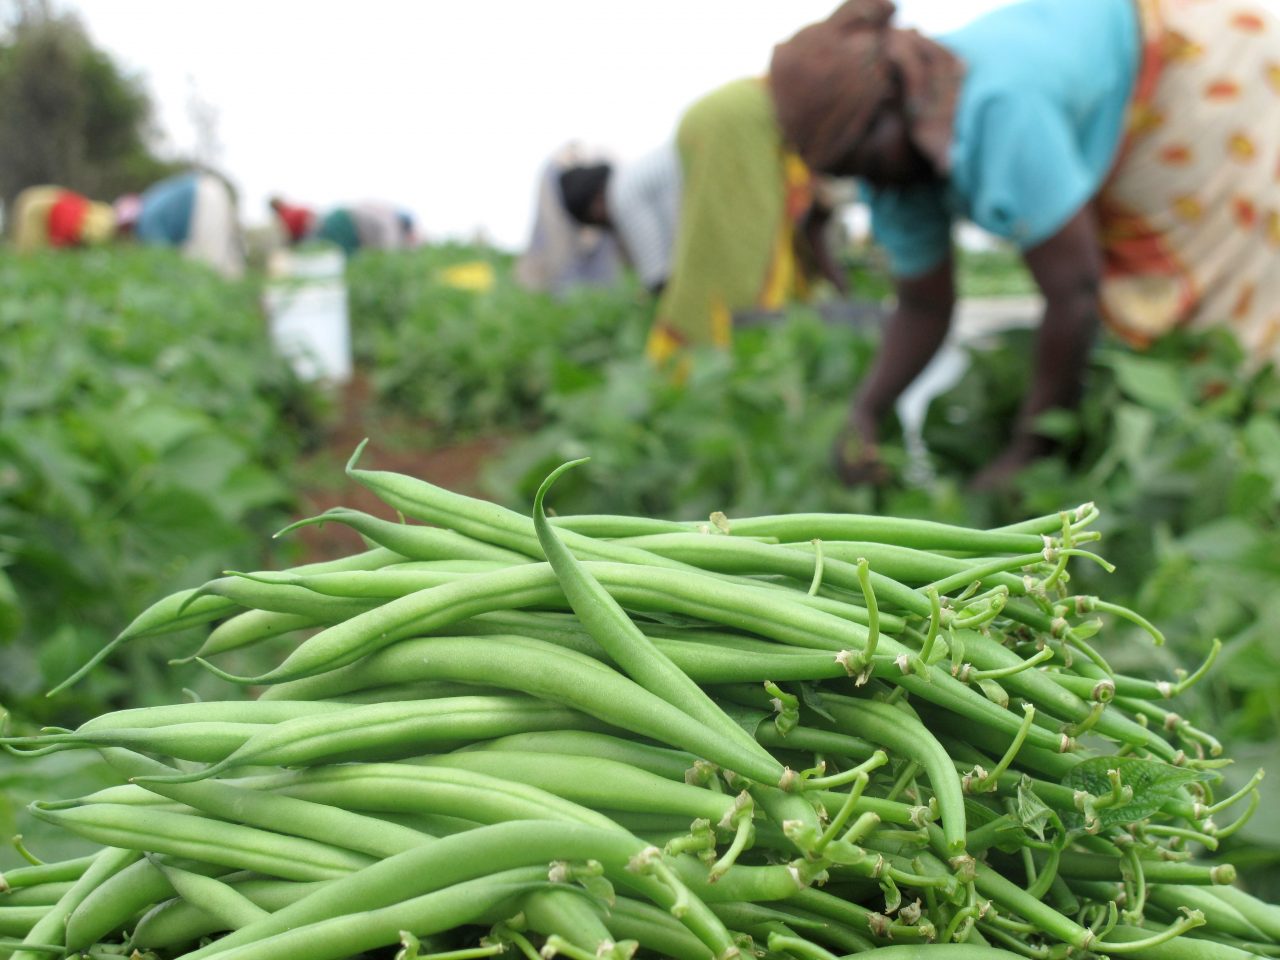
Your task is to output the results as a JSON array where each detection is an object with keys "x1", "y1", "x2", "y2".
[{"x1": 832, "y1": 414, "x2": 891, "y2": 487}]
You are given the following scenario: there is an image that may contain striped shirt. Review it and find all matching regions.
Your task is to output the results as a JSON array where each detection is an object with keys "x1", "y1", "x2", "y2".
[{"x1": 607, "y1": 142, "x2": 681, "y2": 289}]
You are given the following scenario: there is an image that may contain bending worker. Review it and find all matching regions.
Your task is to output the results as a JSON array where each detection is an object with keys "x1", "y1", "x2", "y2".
[
  {"x1": 769, "y1": 0, "x2": 1280, "y2": 488},
  {"x1": 11, "y1": 185, "x2": 115, "y2": 252},
  {"x1": 647, "y1": 76, "x2": 848, "y2": 366}
]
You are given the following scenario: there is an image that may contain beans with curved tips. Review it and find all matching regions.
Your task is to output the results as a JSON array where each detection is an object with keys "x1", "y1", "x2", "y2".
[
  {"x1": 48, "y1": 547, "x2": 404, "y2": 696},
  {"x1": 534, "y1": 461, "x2": 778, "y2": 769},
  {"x1": 241, "y1": 561, "x2": 1059, "y2": 756},
  {"x1": 99, "y1": 748, "x2": 434, "y2": 858},
  {"x1": 417, "y1": 750, "x2": 736, "y2": 823},
  {"x1": 8, "y1": 846, "x2": 139, "y2": 960},
  {"x1": 604, "y1": 895, "x2": 715, "y2": 960},
  {"x1": 217, "y1": 639, "x2": 786, "y2": 788},
  {"x1": 782, "y1": 541, "x2": 1027, "y2": 593},
  {"x1": 78, "y1": 700, "x2": 349, "y2": 732},
  {"x1": 519, "y1": 887, "x2": 618, "y2": 957},
  {"x1": 175, "y1": 820, "x2": 736, "y2": 960},
  {"x1": 279, "y1": 506, "x2": 535, "y2": 565},
  {"x1": 141, "y1": 695, "x2": 607, "y2": 782},
  {"x1": 822, "y1": 694, "x2": 967, "y2": 856},
  {"x1": 28, "y1": 803, "x2": 375, "y2": 881},
  {"x1": 606, "y1": 532, "x2": 931, "y2": 618},
  {"x1": 345, "y1": 440, "x2": 697, "y2": 573},
  {"x1": 4, "y1": 722, "x2": 268, "y2": 763},
  {"x1": 243, "y1": 761, "x2": 619, "y2": 830},
  {"x1": 955, "y1": 628, "x2": 1175, "y2": 758}
]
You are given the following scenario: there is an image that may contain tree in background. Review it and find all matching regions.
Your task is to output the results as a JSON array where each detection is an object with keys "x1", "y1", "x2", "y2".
[{"x1": 0, "y1": 0, "x2": 180, "y2": 213}]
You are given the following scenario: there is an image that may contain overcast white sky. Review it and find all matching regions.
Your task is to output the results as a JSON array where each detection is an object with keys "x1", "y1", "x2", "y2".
[{"x1": 70, "y1": 1, "x2": 1012, "y2": 249}]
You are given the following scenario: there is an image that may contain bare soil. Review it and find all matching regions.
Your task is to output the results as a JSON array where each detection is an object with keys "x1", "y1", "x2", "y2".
[{"x1": 291, "y1": 371, "x2": 511, "y2": 563}]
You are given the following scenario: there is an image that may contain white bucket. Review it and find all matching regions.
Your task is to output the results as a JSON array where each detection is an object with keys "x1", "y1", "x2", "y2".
[{"x1": 264, "y1": 250, "x2": 352, "y2": 384}]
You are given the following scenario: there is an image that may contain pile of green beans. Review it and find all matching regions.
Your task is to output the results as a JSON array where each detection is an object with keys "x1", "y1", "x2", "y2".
[{"x1": 3, "y1": 444, "x2": 1276, "y2": 960}]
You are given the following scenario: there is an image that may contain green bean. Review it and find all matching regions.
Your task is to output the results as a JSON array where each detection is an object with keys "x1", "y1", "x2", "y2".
[
  {"x1": 28, "y1": 803, "x2": 374, "y2": 881},
  {"x1": 142, "y1": 694, "x2": 604, "y2": 781},
  {"x1": 686, "y1": 513, "x2": 1049, "y2": 555},
  {"x1": 534, "y1": 461, "x2": 779, "y2": 768},
  {"x1": 251, "y1": 637, "x2": 786, "y2": 786},
  {"x1": 77, "y1": 699, "x2": 349, "y2": 731},
  {"x1": 1146, "y1": 885, "x2": 1266, "y2": 942},
  {"x1": 822, "y1": 694, "x2": 967, "y2": 856},
  {"x1": 132, "y1": 878, "x2": 327, "y2": 949},
  {"x1": 196, "y1": 609, "x2": 320, "y2": 659},
  {"x1": 65, "y1": 858, "x2": 215, "y2": 951},
  {"x1": 1207, "y1": 886, "x2": 1280, "y2": 941},
  {"x1": 9, "y1": 846, "x2": 139, "y2": 960},
  {"x1": 0, "y1": 884, "x2": 73, "y2": 907},
  {"x1": 49, "y1": 547, "x2": 403, "y2": 695},
  {"x1": 520, "y1": 887, "x2": 616, "y2": 957},
  {"x1": 194, "y1": 870, "x2": 554, "y2": 960},
  {"x1": 551, "y1": 515, "x2": 692, "y2": 538},
  {"x1": 235, "y1": 562, "x2": 1055, "y2": 756},
  {"x1": 241, "y1": 761, "x2": 619, "y2": 830},
  {"x1": 1056, "y1": 852, "x2": 1234, "y2": 886},
  {"x1": 346, "y1": 441, "x2": 704, "y2": 572},
  {"x1": 148, "y1": 858, "x2": 269, "y2": 931},
  {"x1": 0, "y1": 907, "x2": 47, "y2": 937},
  {"x1": 954, "y1": 627, "x2": 1175, "y2": 758},
  {"x1": 0, "y1": 855, "x2": 97, "y2": 891},
  {"x1": 279, "y1": 506, "x2": 535, "y2": 564},
  {"x1": 99, "y1": 748, "x2": 435, "y2": 858},
  {"x1": 4, "y1": 722, "x2": 267, "y2": 762},
  {"x1": 852, "y1": 947, "x2": 1028, "y2": 960},
  {"x1": 604, "y1": 895, "x2": 715, "y2": 960},
  {"x1": 598, "y1": 532, "x2": 931, "y2": 617},
  {"x1": 193, "y1": 575, "x2": 377, "y2": 621},
  {"x1": 418, "y1": 750, "x2": 735, "y2": 822},
  {"x1": 457, "y1": 729, "x2": 695, "y2": 781},
  {"x1": 322, "y1": 680, "x2": 511, "y2": 703},
  {"x1": 177, "y1": 820, "x2": 734, "y2": 960},
  {"x1": 1101, "y1": 924, "x2": 1257, "y2": 960},
  {"x1": 784, "y1": 541, "x2": 1028, "y2": 592}
]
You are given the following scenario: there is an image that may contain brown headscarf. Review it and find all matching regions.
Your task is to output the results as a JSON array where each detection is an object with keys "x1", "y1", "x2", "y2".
[{"x1": 768, "y1": 0, "x2": 965, "y2": 176}]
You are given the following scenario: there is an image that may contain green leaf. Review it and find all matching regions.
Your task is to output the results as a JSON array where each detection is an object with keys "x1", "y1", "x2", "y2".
[
  {"x1": 1061, "y1": 756, "x2": 1212, "y2": 830},
  {"x1": 1016, "y1": 776, "x2": 1054, "y2": 842},
  {"x1": 1106, "y1": 354, "x2": 1186, "y2": 412}
]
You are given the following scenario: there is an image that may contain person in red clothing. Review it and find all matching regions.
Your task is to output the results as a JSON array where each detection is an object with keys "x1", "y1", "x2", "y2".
[
  {"x1": 12, "y1": 185, "x2": 115, "y2": 251},
  {"x1": 269, "y1": 196, "x2": 316, "y2": 245}
]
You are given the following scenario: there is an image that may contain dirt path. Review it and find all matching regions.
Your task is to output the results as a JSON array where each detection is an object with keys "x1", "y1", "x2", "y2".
[{"x1": 290, "y1": 372, "x2": 511, "y2": 562}]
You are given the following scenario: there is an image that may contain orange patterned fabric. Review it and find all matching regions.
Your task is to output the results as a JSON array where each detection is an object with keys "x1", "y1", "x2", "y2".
[{"x1": 1098, "y1": 0, "x2": 1280, "y2": 367}]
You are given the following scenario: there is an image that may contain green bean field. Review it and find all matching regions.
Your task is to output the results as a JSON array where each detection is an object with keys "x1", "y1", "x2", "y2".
[{"x1": 1, "y1": 244, "x2": 1278, "y2": 959}]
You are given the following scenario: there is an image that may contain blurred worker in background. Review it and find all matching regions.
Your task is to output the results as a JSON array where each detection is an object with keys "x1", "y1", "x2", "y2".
[
  {"x1": 769, "y1": 0, "x2": 1280, "y2": 489},
  {"x1": 646, "y1": 77, "x2": 849, "y2": 367},
  {"x1": 516, "y1": 142, "x2": 625, "y2": 295},
  {"x1": 115, "y1": 170, "x2": 245, "y2": 279},
  {"x1": 11, "y1": 185, "x2": 115, "y2": 252},
  {"x1": 271, "y1": 197, "x2": 414, "y2": 257},
  {"x1": 556, "y1": 140, "x2": 682, "y2": 296}
]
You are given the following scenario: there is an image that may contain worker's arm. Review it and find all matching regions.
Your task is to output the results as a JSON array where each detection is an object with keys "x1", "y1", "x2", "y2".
[
  {"x1": 835, "y1": 256, "x2": 956, "y2": 484},
  {"x1": 970, "y1": 205, "x2": 1103, "y2": 490}
]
